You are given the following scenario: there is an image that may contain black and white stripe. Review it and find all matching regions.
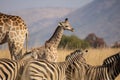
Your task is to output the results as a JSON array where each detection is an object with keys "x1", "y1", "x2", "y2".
[
  {"x1": 21, "y1": 50, "x2": 86, "y2": 80},
  {"x1": 65, "y1": 52, "x2": 87, "y2": 80},
  {"x1": 0, "y1": 59, "x2": 21, "y2": 80},
  {"x1": 0, "y1": 52, "x2": 35, "y2": 80},
  {"x1": 103, "y1": 52, "x2": 120, "y2": 65},
  {"x1": 102, "y1": 51, "x2": 120, "y2": 79},
  {"x1": 66, "y1": 51, "x2": 120, "y2": 80}
]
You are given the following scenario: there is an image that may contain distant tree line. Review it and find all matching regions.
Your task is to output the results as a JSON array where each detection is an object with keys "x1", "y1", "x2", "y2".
[
  {"x1": 85, "y1": 33, "x2": 107, "y2": 48},
  {"x1": 58, "y1": 35, "x2": 90, "y2": 49},
  {"x1": 112, "y1": 41, "x2": 120, "y2": 48},
  {"x1": 59, "y1": 33, "x2": 107, "y2": 49}
]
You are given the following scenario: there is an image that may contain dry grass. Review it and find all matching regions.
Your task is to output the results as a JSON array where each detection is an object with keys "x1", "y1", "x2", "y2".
[
  {"x1": 0, "y1": 50, "x2": 10, "y2": 59},
  {"x1": 0, "y1": 48, "x2": 120, "y2": 80}
]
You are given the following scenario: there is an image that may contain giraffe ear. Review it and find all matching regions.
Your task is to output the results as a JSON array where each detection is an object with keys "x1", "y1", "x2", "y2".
[
  {"x1": 85, "y1": 50, "x2": 88, "y2": 52},
  {"x1": 58, "y1": 22, "x2": 62, "y2": 26}
]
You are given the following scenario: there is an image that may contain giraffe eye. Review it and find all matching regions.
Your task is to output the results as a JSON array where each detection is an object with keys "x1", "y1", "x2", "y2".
[{"x1": 65, "y1": 26, "x2": 68, "y2": 27}]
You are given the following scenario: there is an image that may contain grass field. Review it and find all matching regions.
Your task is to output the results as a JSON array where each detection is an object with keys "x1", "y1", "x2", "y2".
[{"x1": 0, "y1": 48, "x2": 120, "y2": 80}]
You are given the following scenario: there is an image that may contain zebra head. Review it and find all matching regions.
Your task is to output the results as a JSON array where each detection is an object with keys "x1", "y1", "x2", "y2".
[
  {"x1": 65, "y1": 49, "x2": 88, "y2": 80},
  {"x1": 58, "y1": 18, "x2": 74, "y2": 32},
  {"x1": 65, "y1": 49, "x2": 87, "y2": 64}
]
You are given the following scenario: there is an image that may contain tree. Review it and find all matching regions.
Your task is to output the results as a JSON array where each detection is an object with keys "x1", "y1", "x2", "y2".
[
  {"x1": 85, "y1": 33, "x2": 106, "y2": 48},
  {"x1": 112, "y1": 41, "x2": 120, "y2": 48},
  {"x1": 59, "y1": 35, "x2": 90, "y2": 49}
]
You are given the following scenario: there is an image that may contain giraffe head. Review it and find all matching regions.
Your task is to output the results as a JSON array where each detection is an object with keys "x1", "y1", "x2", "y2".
[{"x1": 59, "y1": 18, "x2": 74, "y2": 32}]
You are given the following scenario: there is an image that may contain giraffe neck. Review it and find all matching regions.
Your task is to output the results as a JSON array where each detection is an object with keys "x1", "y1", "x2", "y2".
[{"x1": 46, "y1": 26, "x2": 63, "y2": 49}]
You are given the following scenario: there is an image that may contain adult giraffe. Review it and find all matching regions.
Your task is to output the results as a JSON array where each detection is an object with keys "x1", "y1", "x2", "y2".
[
  {"x1": 30, "y1": 18, "x2": 74, "y2": 62},
  {"x1": 0, "y1": 12, "x2": 28, "y2": 60}
]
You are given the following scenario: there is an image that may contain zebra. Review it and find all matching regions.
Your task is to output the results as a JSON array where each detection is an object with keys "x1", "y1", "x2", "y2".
[
  {"x1": 65, "y1": 51, "x2": 88, "y2": 80},
  {"x1": 103, "y1": 51, "x2": 120, "y2": 65},
  {"x1": 66, "y1": 51, "x2": 120, "y2": 80},
  {"x1": 0, "y1": 52, "x2": 35, "y2": 80},
  {"x1": 21, "y1": 49, "x2": 87, "y2": 80}
]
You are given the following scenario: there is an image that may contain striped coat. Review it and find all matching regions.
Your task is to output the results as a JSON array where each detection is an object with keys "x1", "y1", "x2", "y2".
[
  {"x1": 0, "y1": 59, "x2": 22, "y2": 80},
  {"x1": 102, "y1": 51, "x2": 120, "y2": 79},
  {"x1": 0, "y1": 52, "x2": 35, "y2": 80},
  {"x1": 66, "y1": 51, "x2": 120, "y2": 80},
  {"x1": 21, "y1": 50, "x2": 86, "y2": 80}
]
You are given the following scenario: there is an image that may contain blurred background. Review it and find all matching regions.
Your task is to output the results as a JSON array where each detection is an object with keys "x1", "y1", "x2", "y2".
[{"x1": 0, "y1": 0, "x2": 120, "y2": 49}]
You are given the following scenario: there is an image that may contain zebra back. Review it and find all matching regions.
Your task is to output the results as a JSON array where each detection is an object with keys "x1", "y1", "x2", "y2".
[
  {"x1": 22, "y1": 60, "x2": 68, "y2": 80},
  {"x1": 103, "y1": 51, "x2": 120, "y2": 65}
]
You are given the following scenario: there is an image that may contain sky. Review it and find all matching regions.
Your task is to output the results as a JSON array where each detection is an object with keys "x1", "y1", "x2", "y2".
[{"x1": 0, "y1": 0, "x2": 93, "y2": 12}]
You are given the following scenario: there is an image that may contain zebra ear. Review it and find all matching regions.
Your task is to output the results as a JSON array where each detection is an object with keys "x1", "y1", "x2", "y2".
[
  {"x1": 83, "y1": 49, "x2": 88, "y2": 55},
  {"x1": 82, "y1": 49, "x2": 88, "y2": 54},
  {"x1": 85, "y1": 50, "x2": 88, "y2": 52}
]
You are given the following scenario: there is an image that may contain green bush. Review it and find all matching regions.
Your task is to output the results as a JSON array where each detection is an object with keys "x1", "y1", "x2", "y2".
[{"x1": 59, "y1": 35, "x2": 90, "y2": 49}]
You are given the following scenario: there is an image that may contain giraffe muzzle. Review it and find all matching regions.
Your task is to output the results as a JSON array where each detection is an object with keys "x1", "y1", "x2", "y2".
[{"x1": 71, "y1": 28, "x2": 74, "y2": 32}]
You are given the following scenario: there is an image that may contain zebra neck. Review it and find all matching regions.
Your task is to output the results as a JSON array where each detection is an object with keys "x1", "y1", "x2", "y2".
[{"x1": 45, "y1": 26, "x2": 63, "y2": 48}]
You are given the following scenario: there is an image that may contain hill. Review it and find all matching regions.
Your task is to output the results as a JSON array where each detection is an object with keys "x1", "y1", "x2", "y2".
[{"x1": 66, "y1": 0, "x2": 120, "y2": 46}]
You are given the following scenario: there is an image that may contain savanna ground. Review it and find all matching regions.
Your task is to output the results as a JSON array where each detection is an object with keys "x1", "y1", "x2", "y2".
[{"x1": 0, "y1": 48, "x2": 120, "y2": 80}]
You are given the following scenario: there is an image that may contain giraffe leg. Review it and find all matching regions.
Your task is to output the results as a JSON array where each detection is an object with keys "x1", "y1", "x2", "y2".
[
  {"x1": 15, "y1": 42, "x2": 23, "y2": 60},
  {"x1": 16, "y1": 48, "x2": 22, "y2": 60},
  {"x1": 8, "y1": 42, "x2": 16, "y2": 60},
  {"x1": 8, "y1": 41, "x2": 23, "y2": 60}
]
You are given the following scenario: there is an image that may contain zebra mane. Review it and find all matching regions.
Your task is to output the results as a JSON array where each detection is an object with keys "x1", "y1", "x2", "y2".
[{"x1": 103, "y1": 51, "x2": 120, "y2": 65}]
